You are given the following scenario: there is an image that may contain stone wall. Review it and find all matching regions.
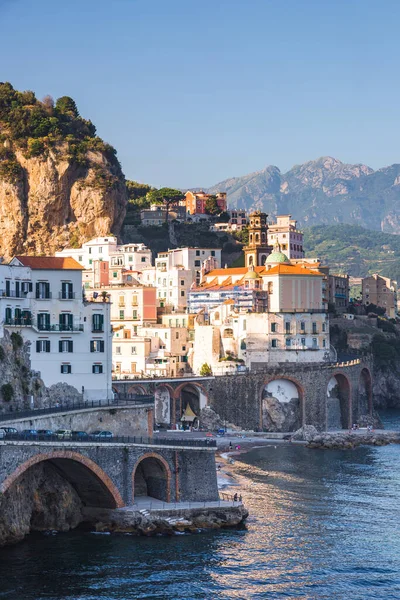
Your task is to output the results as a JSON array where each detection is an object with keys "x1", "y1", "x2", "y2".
[{"x1": 1, "y1": 404, "x2": 152, "y2": 437}]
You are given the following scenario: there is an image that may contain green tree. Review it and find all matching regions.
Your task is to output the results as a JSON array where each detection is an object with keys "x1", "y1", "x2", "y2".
[
  {"x1": 205, "y1": 195, "x2": 220, "y2": 215},
  {"x1": 199, "y1": 363, "x2": 212, "y2": 376},
  {"x1": 55, "y1": 96, "x2": 79, "y2": 118},
  {"x1": 146, "y1": 187, "x2": 185, "y2": 222}
]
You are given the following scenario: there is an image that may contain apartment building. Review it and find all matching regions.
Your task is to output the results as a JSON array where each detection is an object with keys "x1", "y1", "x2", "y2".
[
  {"x1": 2, "y1": 257, "x2": 112, "y2": 400},
  {"x1": 267, "y1": 215, "x2": 304, "y2": 259},
  {"x1": 184, "y1": 191, "x2": 227, "y2": 215},
  {"x1": 362, "y1": 274, "x2": 397, "y2": 318}
]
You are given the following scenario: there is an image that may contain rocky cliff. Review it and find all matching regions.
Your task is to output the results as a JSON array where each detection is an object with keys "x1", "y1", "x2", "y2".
[
  {"x1": 0, "y1": 83, "x2": 127, "y2": 259},
  {"x1": 207, "y1": 156, "x2": 400, "y2": 234}
]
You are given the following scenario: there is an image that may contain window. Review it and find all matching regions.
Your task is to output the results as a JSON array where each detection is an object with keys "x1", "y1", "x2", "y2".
[
  {"x1": 133, "y1": 310, "x2": 137, "y2": 319},
  {"x1": 131, "y1": 346, "x2": 137, "y2": 355},
  {"x1": 180, "y1": 291, "x2": 185, "y2": 297},
  {"x1": 271, "y1": 322, "x2": 277, "y2": 333},
  {"x1": 322, "y1": 323, "x2": 326, "y2": 332},
  {"x1": 211, "y1": 250, "x2": 215, "y2": 256},
  {"x1": 60, "y1": 364, "x2": 71, "y2": 374},
  {"x1": 59, "y1": 340, "x2": 73, "y2": 353},
  {"x1": 36, "y1": 282, "x2": 50, "y2": 299},
  {"x1": 99, "y1": 247, "x2": 102, "y2": 254},
  {"x1": 118, "y1": 295, "x2": 125, "y2": 306},
  {"x1": 196, "y1": 250, "x2": 200, "y2": 256},
  {"x1": 37, "y1": 313, "x2": 50, "y2": 331},
  {"x1": 271, "y1": 339, "x2": 278, "y2": 348},
  {"x1": 120, "y1": 310, "x2": 125, "y2": 320},
  {"x1": 92, "y1": 364, "x2": 103, "y2": 374},
  {"x1": 90, "y1": 340, "x2": 105, "y2": 352},
  {"x1": 182, "y1": 346, "x2": 186, "y2": 351},
  {"x1": 59, "y1": 313, "x2": 73, "y2": 331},
  {"x1": 61, "y1": 282, "x2": 73, "y2": 300},
  {"x1": 180, "y1": 280, "x2": 185, "y2": 286},
  {"x1": 128, "y1": 256, "x2": 133, "y2": 262},
  {"x1": 268, "y1": 282, "x2": 273, "y2": 294},
  {"x1": 116, "y1": 346, "x2": 121, "y2": 355},
  {"x1": 89, "y1": 247, "x2": 92, "y2": 254},
  {"x1": 89, "y1": 259, "x2": 93, "y2": 265},
  {"x1": 312, "y1": 322, "x2": 317, "y2": 334},
  {"x1": 243, "y1": 319, "x2": 246, "y2": 331},
  {"x1": 36, "y1": 340, "x2": 50, "y2": 353},
  {"x1": 301, "y1": 337, "x2": 306, "y2": 346},
  {"x1": 78, "y1": 256, "x2": 83, "y2": 262},
  {"x1": 176, "y1": 331, "x2": 179, "y2": 339},
  {"x1": 132, "y1": 295, "x2": 138, "y2": 305},
  {"x1": 141, "y1": 257, "x2": 146, "y2": 262},
  {"x1": 194, "y1": 260, "x2": 201, "y2": 267},
  {"x1": 113, "y1": 272, "x2": 117, "y2": 278},
  {"x1": 285, "y1": 322, "x2": 291, "y2": 334},
  {"x1": 286, "y1": 338, "x2": 291, "y2": 347},
  {"x1": 312, "y1": 338, "x2": 318, "y2": 349},
  {"x1": 300, "y1": 321, "x2": 305, "y2": 331},
  {"x1": 323, "y1": 339, "x2": 326, "y2": 348},
  {"x1": 92, "y1": 314, "x2": 104, "y2": 332}
]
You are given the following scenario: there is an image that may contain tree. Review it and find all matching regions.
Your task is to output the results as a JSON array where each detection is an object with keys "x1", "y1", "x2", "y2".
[
  {"x1": 56, "y1": 96, "x2": 79, "y2": 118},
  {"x1": 200, "y1": 363, "x2": 212, "y2": 376},
  {"x1": 42, "y1": 95, "x2": 54, "y2": 110},
  {"x1": 146, "y1": 187, "x2": 185, "y2": 222},
  {"x1": 205, "y1": 195, "x2": 220, "y2": 216}
]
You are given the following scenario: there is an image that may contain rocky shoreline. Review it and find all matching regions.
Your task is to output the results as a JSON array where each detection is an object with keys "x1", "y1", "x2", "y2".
[{"x1": 292, "y1": 425, "x2": 400, "y2": 450}]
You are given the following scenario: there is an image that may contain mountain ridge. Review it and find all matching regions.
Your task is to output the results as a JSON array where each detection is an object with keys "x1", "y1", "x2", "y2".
[{"x1": 206, "y1": 157, "x2": 400, "y2": 234}]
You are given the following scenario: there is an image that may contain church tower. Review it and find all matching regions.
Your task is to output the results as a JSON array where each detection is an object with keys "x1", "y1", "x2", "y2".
[{"x1": 244, "y1": 211, "x2": 272, "y2": 267}]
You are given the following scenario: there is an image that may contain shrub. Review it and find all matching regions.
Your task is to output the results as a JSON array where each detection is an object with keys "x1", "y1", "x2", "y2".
[
  {"x1": 11, "y1": 331, "x2": 23, "y2": 350},
  {"x1": 199, "y1": 363, "x2": 212, "y2": 376},
  {"x1": 1, "y1": 383, "x2": 14, "y2": 402}
]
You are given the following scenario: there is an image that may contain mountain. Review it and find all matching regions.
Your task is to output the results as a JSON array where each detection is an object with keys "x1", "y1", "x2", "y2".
[
  {"x1": 0, "y1": 83, "x2": 127, "y2": 259},
  {"x1": 207, "y1": 157, "x2": 400, "y2": 234}
]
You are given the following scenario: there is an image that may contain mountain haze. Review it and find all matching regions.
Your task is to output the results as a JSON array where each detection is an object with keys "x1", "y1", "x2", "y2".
[{"x1": 207, "y1": 157, "x2": 400, "y2": 234}]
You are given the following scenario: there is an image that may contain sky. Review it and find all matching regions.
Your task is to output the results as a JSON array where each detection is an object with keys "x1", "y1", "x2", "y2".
[{"x1": 0, "y1": 0, "x2": 400, "y2": 188}]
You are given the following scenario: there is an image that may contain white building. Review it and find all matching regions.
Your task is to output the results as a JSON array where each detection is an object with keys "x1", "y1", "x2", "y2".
[
  {"x1": 2, "y1": 257, "x2": 113, "y2": 401},
  {"x1": 267, "y1": 215, "x2": 304, "y2": 259}
]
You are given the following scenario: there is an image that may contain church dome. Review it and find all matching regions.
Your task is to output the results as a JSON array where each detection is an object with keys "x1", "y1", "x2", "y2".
[
  {"x1": 265, "y1": 242, "x2": 290, "y2": 265},
  {"x1": 244, "y1": 265, "x2": 261, "y2": 279}
]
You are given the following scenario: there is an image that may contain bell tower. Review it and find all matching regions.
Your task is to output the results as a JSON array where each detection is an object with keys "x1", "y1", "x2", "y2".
[{"x1": 244, "y1": 211, "x2": 272, "y2": 267}]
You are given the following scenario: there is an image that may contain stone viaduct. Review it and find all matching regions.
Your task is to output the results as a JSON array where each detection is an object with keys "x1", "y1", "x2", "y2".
[
  {"x1": 113, "y1": 359, "x2": 373, "y2": 432},
  {"x1": 0, "y1": 438, "x2": 219, "y2": 509}
]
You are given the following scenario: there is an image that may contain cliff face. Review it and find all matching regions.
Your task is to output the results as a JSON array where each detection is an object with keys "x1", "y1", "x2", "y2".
[{"x1": 0, "y1": 83, "x2": 127, "y2": 259}]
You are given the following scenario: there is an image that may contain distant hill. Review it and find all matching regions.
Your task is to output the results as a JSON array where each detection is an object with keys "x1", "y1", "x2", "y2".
[
  {"x1": 304, "y1": 224, "x2": 400, "y2": 281},
  {"x1": 207, "y1": 157, "x2": 400, "y2": 234}
]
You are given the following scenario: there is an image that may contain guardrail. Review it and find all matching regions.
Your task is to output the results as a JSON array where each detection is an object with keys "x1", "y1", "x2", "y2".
[
  {"x1": 2, "y1": 433, "x2": 217, "y2": 448},
  {"x1": 0, "y1": 396, "x2": 155, "y2": 422}
]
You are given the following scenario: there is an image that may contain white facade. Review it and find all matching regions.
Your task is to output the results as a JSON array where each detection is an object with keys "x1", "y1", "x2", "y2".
[
  {"x1": 3, "y1": 258, "x2": 113, "y2": 401},
  {"x1": 267, "y1": 215, "x2": 304, "y2": 259}
]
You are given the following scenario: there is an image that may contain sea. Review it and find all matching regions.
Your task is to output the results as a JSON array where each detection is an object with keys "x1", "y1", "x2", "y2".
[{"x1": 0, "y1": 410, "x2": 399, "y2": 600}]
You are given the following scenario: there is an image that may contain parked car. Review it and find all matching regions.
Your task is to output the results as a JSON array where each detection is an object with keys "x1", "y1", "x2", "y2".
[
  {"x1": 54, "y1": 429, "x2": 72, "y2": 439},
  {"x1": 91, "y1": 430, "x2": 113, "y2": 439},
  {"x1": 0, "y1": 427, "x2": 18, "y2": 437},
  {"x1": 37, "y1": 429, "x2": 54, "y2": 438},
  {"x1": 71, "y1": 431, "x2": 89, "y2": 440},
  {"x1": 21, "y1": 429, "x2": 38, "y2": 439}
]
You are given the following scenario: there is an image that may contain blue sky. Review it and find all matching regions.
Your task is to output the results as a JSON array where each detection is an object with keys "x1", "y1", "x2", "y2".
[{"x1": 1, "y1": 0, "x2": 399, "y2": 187}]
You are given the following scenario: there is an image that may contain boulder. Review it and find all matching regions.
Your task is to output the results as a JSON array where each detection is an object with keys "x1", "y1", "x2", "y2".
[{"x1": 291, "y1": 425, "x2": 319, "y2": 442}]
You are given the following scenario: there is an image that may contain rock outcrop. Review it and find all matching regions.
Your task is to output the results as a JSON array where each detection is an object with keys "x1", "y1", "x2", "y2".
[
  {"x1": 0, "y1": 461, "x2": 84, "y2": 546},
  {"x1": 0, "y1": 83, "x2": 127, "y2": 259},
  {"x1": 304, "y1": 430, "x2": 400, "y2": 450}
]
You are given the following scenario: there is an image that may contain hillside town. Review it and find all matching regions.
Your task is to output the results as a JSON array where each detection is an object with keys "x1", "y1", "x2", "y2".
[{"x1": 0, "y1": 202, "x2": 395, "y2": 405}]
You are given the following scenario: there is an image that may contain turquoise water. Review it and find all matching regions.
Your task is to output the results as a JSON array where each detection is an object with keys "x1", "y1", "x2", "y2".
[{"x1": 0, "y1": 412, "x2": 399, "y2": 599}]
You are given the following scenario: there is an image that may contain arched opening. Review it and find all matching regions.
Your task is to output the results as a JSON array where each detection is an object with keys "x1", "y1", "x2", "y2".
[
  {"x1": 327, "y1": 373, "x2": 351, "y2": 429},
  {"x1": 173, "y1": 383, "x2": 208, "y2": 429},
  {"x1": 132, "y1": 454, "x2": 171, "y2": 503},
  {"x1": 359, "y1": 368, "x2": 372, "y2": 416},
  {"x1": 127, "y1": 384, "x2": 147, "y2": 396},
  {"x1": 261, "y1": 378, "x2": 303, "y2": 432},
  {"x1": 154, "y1": 385, "x2": 173, "y2": 427},
  {"x1": 0, "y1": 452, "x2": 124, "y2": 544}
]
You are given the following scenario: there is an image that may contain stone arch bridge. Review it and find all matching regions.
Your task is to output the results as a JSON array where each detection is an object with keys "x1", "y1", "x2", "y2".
[
  {"x1": 0, "y1": 438, "x2": 219, "y2": 511},
  {"x1": 113, "y1": 359, "x2": 373, "y2": 432}
]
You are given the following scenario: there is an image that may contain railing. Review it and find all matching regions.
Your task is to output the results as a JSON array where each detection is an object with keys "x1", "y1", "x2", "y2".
[
  {"x1": 0, "y1": 290, "x2": 25, "y2": 298},
  {"x1": 2, "y1": 432, "x2": 216, "y2": 448},
  {"x1": 36, "y1": 293, "x2": 52, "y2": 299},
  {"x1": 59, "y1": 292, "x2": 77, "y2": 300},
  {"x1": 37, "y1": 323, "x2": 84, "y2": 332},
  {"x1": 4, "y1": 318, "x2": 32, "y2": 327}
]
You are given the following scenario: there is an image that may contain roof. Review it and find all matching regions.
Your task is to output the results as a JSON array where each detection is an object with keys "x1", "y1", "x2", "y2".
[
  {"x1": 13, "y1": 256, "x2": 84, "y2": 270},
  {"x1": 265, "y1": 250, "x2": 290, "y2": 264},
  {"x1": 205, "y1": 264, "x2": 323, "y2": 278},
  {"x1": 265, "y1": 264, "x2": 323, "y2": 276},
  {"x1": 206, "y1": 267, "x2": 265, "y2": 277}
]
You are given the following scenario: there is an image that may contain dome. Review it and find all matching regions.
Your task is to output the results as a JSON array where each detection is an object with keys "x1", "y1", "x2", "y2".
[
  {"x1": 265, "y1": 242, "x2": 290, "y2": 265},
  {"x1": 244, "y1": 266, "x2": 261, "y2": 279}
]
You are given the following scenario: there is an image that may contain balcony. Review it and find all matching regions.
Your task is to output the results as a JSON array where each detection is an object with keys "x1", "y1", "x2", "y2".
[
  {"x1": 92, "y1": 327, "x2": 104, "y2": 333},
  {"x1": 59, "y1": 292, "x2": 77, "y2": 300},
  {"x1": 36, "y1": 323, "x2": 84, "y2": 333},
  {"x1": 4, "y1": 318, "x2": 32, "y2": 327},
  {"x1": 36, "y1": 293, "x2": 52, "y2": 300},
  {"x1": 0, "y1": 290, "x2": 26, "y2": 298}
]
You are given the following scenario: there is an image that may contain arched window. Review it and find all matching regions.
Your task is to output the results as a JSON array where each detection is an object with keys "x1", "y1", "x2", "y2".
[
  {"x1": 223, "y1": 328, "x2": 234, "y2": 338},
  {"x1": 268, "y1": 282, "x2": 273, "y2": 294}
]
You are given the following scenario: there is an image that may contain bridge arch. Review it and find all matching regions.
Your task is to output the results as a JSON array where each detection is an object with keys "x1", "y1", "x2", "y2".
[
  {"x1": 127, "y1": 384, "x2": 147, "y2": 395},
  {"x1": 173, "y1": 382, "x2": 209, "y2": 428},
  {"x1": 0, "y1": 451, "x2": 124, "y2": 508},
  {"x1": 132, "y1": 452, "x2": 171, "y2": 502},
  {"x1": 261, "y1": 376, "x2": 304, "y2": 432},
  {"x1": 327, "y1": 371, "x2": 352, "y2": 429}
]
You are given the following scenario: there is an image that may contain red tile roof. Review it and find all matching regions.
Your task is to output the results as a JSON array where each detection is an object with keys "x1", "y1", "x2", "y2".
[{"x1": 14, "y1": 256, "x2": 84, "y2": 270}]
